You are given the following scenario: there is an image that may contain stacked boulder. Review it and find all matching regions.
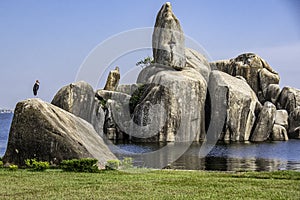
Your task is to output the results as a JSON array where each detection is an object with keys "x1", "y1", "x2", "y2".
[{"x1": 211, "y1": 53, "x2": 300, "y2": 140}]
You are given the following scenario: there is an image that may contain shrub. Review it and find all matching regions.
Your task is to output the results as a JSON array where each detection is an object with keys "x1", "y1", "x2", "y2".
[
  {"x1": 105, "y1": 160, "x2": 121, "y2": 170},
  {"x1": 9, "y1": 164, "x2": 18, "y2": 171},
  {"x1": 0, "y1": 161, "x2": 3, "y2": 168},
  {"x1": 25, "y1": 159, "x2": 50, "y2": 171},
  {"x1": 121, "y1": 157, "x2": 133, "y2": 169},
  {"x1": 136, "y1": 56, "x2": 154, "y2": 68},
  {"x1": 60, "y1": 158, "x2": 99, "y2": 173}
]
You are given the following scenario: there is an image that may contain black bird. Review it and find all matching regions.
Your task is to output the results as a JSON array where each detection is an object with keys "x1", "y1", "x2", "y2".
[{"x1": 33, "y1": 80, "x2": 40, "y2": 96}]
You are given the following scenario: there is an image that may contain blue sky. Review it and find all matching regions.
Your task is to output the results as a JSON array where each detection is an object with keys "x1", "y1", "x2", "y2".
[{"x1": 0, "y1": 0, "x2": 299, "y2": 109}]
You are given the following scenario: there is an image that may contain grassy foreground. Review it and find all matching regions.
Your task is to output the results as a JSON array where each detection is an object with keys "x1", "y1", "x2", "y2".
[{"x1": 0, "y1": 169, "x2": 299, "y2": 200}]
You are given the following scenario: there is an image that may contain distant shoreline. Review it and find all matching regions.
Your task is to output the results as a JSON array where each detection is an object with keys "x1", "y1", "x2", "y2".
[{"x1": 0, "y1": 109, "x2": 14, "y2": 114}]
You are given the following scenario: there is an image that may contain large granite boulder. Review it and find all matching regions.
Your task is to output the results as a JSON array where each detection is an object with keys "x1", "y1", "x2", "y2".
[
  {"x1": 211, "y1": 53, "x2": 280, "y2": 102},
  {"x1": 185, "y1": 48, "x2": 211, "y2": 82},
  {"x1": 277, "y1": 87, "x2": 300, "y2": 113},
  {"x1": 288, "y1": 107, "x2": 300, "y2": 139},
  {"x1": 250, "y1": 102, "x2": 276, "y2": 142},
  {"x1": 51, "y1": 81, "x2": 105, "y2": 134},
  {"x1": 136, "y1": 64, "x2": 207, "y2": 142},
  {"x1": 152, "y1": 2, "x2": 186, "y2": 70},
  {"x1": 208, "y1": 71, "x2": 259, "y2": 141},
  {"x1": 3, "y1": 99, "x2": 116, "y2": 166},
  {"x1": 104, "y1": 67, "x2": 120, "y2": 91}
]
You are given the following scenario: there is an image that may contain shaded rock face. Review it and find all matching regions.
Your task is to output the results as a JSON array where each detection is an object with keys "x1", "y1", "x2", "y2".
[
  {"x1": 185, "y1": 48, "x2": 211, "y2": 82},
  {"x1": 3, "y1": 99, "x2": 116, "y2": 166},
  {"x1": 96, "y1": 89, "x2": 132, "y2": 140},
  {"x1": 289, "y1": 107, "x2": 300, "y2": 139},
  {"x1": 265, "y1": 84, "x2": 281, "y2": 105},
  {"x1": 250, "y1": 102, "x2": 276, "y2": 142},
  {"x1": 51, "y1": 81, "x2": 105, "y2": 135},
  {"x1": 208, "y1": 71, "x2": 259, "y2": 141},
  {"x1": 136, "y1": 64, "x2": 207, "y2": 142},
  {"x1": 104, "y1": 67, "x2": 120, "y2": 91},
  {"x1": 277, "y1": 87, "x2": 300, "y2": 113},
  {"x1": 271, "y1": 124, "x2": 288, "y2": 141},
  {"x1": 211, "y1": 53, "x2": 280, "y2": 102},
  {"x1": 152, "y1": 2, "x2": 186, "y2": 70}
]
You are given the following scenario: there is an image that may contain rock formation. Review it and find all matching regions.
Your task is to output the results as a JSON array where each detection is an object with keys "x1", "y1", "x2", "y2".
[
  {"x1": 211, "y1": 53, "x2": 280, "y2": 102},
  {"x1": 288, "y1": 107, "x2": 300, "y2": 139},
  {"x1": 274, "y1": 110, "x2": 289, "y2": 129},
  {"x1": 208, "y1": 71, "x2": 259, "y2": 141},
  {"x1": 152, "y1": 2, "x2": 186, "y2": 70},
  {"x1": 277, "y1": 87, "x2": 300, "y2": 113},
  {"x1": 136, "y1": 64, "x2": 207, "y2": 142},
  {"x1": 185, "y1": 48, "x2": 211, "y2": 82},
  {"x1": 271, "y1": 124, "x2": 288, "y2": 141},
  {"x1": 250, "y1": 102, "x2": 276, "y2": 142},
  {"x1": 4, "y1": 3, "x2": 300, "y2": 169},
  {"x1": 3, "y1": 99, "x2": 116, "y2": 166},
  {"x1": 265, "y1": 84, "x2": 281, "y2": 105},
  {"x1": 51, "y1": 81, "x2": 105, "y2": 134},
  {"x1": 104, "y1": 66, "x2": 120, "y2": 91}
]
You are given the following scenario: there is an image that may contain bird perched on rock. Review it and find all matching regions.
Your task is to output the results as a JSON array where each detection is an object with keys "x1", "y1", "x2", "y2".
[{"x1": 33, "y1": 80, "x2": 40, "y2": 96}]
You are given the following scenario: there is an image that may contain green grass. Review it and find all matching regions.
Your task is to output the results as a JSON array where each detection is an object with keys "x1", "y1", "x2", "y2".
[{"x1": 0, "y1": 169, "x2": 299, "y2": 199}]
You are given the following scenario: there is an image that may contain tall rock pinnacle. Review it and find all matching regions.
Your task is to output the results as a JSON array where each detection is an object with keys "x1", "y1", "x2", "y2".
[{"x1": 152, "y1": 2, "x2": 186, "y2": 70}]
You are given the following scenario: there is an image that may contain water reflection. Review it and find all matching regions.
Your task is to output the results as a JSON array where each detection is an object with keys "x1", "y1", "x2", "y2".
[{"x1": 114, "y1": 140, "x2": 300, "y2": 172}]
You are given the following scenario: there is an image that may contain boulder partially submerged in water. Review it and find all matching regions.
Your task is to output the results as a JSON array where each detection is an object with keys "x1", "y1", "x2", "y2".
[
  {"x1": 3, "y1": 98, "x2": 116, "y2": 167},
  {"x1": 208, "y1": 71, "x2": 259, "y2": 141}
]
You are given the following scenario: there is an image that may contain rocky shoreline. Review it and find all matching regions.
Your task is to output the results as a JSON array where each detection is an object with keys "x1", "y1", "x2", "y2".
[{"x1": 3, "y1": 2, "x2": 300, "y2": 167}]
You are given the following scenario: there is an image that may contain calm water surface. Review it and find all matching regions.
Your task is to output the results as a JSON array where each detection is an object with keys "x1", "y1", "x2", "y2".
[
  {"x1": 1, "y1": 113, "x2": 300, "y2": 171},
  {"x1": 114, "y1": 140, "x2": 300, "y2": 171}
]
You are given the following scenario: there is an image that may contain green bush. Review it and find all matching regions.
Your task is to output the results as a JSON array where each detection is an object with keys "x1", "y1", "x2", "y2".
[
  {"x1": 60, "y1": 158, "x2": 99, "y2": 173},
  {"x1": 0, "y1": 161, "x2": 3, "y2": 168},
  {"x1": 121, "y1": 157, "x2": 133, "y2": 169},
  {"x1": 25, "y1": 159, "x2": 50, "y2": 171},
  {"x1": 9, "y1": 164, "x2": 18, "y2": 171},
  {"x1": 105, "y1": 160, "x2": 121, "y2": 170}
]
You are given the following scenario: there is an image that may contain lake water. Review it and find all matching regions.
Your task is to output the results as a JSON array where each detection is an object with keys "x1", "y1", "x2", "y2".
[
  {"x1": 1, "y1": 113, "x2": 300, "y2": 171},
  {"x1": 0, "y1": 113, "x2": 13, "y2": 156}
]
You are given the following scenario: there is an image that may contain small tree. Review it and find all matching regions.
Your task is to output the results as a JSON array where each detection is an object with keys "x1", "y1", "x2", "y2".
[{"x1": 136, "y1": 56, "x2": 154, "y2": 68}]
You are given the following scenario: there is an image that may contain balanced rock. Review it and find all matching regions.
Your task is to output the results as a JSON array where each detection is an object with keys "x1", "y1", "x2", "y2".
[
  {"x1": 51, "y1": 81, "x2": 105, "y2": 134},
  {"x1": 152, "y1": 2, "x2": 186, "y2": 70},
  {"x1": 288, "y1": 107, "x2": 300, "y2": 139},
  {"x1": 211, "y1": 53, "x2": 280, "y2": 102},
  {"x1": 208, "y1": 71, "x2": 259, "y2": 141},
  {"x1": 104, "y1": 67, "x2": 120, "y2": 91},
  {"x1": 277, "y1": 86, "x2": 300, "y2": 113},
  {"x1": 250, "y1": 102, "x2": 276, "y2": 142},
  {"x1": 3, "y1": 99, "x2": 116, "y2": 166},
  {"x1": 271, "y1": 124, "x2": 288, "y2": 141}
]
